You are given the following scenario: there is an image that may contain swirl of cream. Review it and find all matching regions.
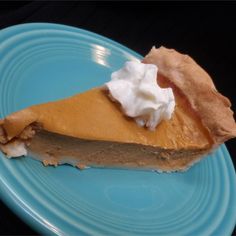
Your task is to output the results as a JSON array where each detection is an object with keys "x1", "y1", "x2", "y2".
[{"x1": 105, "y1": 60, "x2": 175, "y2": 130}]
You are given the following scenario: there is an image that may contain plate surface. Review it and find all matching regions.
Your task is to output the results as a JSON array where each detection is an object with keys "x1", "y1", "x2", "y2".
[{"x1": 0, "y1": 23, "x2": 236, "y2": 236}]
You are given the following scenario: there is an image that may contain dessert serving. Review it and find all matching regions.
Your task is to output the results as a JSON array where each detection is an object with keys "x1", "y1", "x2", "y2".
[{"x1": 0, "y1": 46, "x2": 235, "y2": 171}]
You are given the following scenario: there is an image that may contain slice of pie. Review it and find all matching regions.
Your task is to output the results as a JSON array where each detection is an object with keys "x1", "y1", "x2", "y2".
[{"x1": 0, "y1": 47, "x2": 235, "y2": 171}]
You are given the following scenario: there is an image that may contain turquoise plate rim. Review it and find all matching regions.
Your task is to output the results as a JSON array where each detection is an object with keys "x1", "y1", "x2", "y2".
[{"x1": 0, "y1": 23, "x2": 236, "y2": 236}]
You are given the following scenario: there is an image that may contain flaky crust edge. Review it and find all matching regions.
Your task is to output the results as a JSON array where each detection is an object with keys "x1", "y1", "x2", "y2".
[{"x1": 143, "y1": 46, "x2": 236, "y2": 146}]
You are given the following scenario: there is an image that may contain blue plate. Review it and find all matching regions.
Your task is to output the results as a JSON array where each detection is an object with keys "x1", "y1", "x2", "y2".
[{"x1": 0, "y1": 23, "x2": 236, "y2": 236}]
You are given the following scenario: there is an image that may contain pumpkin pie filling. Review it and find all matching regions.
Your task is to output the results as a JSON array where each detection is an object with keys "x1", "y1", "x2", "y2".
[{"x1": 0, "y1": 82, "x2": 213, "y2": 172}]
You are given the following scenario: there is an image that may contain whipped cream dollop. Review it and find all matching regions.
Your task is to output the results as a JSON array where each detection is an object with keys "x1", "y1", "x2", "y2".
[{"x1": 105, "y1": 60, "x2": 175, "y2": 130}]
